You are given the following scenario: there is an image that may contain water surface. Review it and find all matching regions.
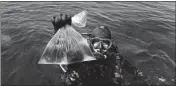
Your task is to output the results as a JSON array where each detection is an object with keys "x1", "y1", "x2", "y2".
[{"x1": 1, "y1": 1, "x2": 175, "y2": 85}]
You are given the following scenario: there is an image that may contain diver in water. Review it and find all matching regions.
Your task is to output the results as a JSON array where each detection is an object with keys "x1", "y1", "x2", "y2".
[{"x1": 51, "y1": 14, "x2": 149, "y2": 86}]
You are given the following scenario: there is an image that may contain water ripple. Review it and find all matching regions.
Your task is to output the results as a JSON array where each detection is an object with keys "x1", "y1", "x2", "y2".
[{"x1": 1, "y1": 1, "x2": 175, "y2": 85}]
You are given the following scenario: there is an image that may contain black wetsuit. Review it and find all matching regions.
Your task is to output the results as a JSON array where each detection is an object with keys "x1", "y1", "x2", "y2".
[
  {"x1": 65, "y1": 45, "x2": 149, "y2": 86},
  {"x1": 65, "y1": 45, "x2": 119, "y2": 86}
]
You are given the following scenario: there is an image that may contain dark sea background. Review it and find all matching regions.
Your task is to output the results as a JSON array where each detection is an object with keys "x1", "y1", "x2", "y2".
[{"x1": 1, "y1": 1, "x2": 175, "y2": 85}]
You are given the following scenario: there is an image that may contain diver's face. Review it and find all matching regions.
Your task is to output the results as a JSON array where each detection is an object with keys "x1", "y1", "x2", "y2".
[{"x1": 90, "y1": 37, "x2": 112, "y2": 54}]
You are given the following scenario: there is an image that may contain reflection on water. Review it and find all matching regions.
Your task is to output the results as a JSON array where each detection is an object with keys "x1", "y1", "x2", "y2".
[{"x1": 1, "y1": 1, "x2": 175, "y2": 85}]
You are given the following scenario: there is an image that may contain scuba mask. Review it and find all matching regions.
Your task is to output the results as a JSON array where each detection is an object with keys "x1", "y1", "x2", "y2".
[{"x1": 90, "y1": 37, "x2": 113, "y2": 54}]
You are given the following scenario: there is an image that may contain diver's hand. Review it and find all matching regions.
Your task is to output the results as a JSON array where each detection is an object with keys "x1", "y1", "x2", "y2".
[{"x1": 51, "y1": 14, "x2": 72, "y2": 33}]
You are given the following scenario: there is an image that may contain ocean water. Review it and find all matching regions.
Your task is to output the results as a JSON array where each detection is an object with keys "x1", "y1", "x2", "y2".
[{"x1": 1, "y1": 1, "x2": 175, "y2": 85}]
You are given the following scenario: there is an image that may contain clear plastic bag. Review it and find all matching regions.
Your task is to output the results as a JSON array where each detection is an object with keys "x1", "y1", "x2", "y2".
[
  {"x1": 38, "y1": 25, "x2": 96, "y2": 65},
  {"x1": 72, "y1": 10, "x2": 87, "y2": 27}
]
